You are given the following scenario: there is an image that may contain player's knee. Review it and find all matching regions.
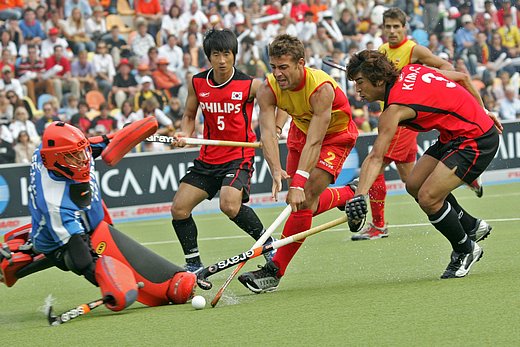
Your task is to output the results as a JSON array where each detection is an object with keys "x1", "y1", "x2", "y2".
[
  {"x1": 219, "y1": 200, "x2": 240, "y2": 218},
  {"x1": 416, "y1": 188, "x2": 442, "y2": 214},
  {"x1": 171, "y1": 203, "x2": 191, "y2": 220}
]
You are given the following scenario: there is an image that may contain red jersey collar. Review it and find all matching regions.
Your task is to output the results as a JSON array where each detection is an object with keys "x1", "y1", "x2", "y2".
[
  {"x1": 389, "y1": 37, "x2": 408, "y2": 49},
  {"x1": 291, "y1": 67, "x2": 307, "y2": 91}
]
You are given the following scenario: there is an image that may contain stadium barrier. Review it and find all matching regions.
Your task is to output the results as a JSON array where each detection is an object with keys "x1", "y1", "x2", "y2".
[{"x1": 1, "y1": 120, "x2": 519, "y2": 234}]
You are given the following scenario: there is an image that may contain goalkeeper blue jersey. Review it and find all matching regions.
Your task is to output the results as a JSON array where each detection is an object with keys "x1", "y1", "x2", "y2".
[{"x1": 29, "y1": 143, "x2": 105, "y2": 253}]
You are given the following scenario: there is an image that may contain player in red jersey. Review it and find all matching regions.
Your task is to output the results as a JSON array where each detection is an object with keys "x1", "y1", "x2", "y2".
[
  {"x1": 345, "y1": 50, "x2": 502, "y2": 279},
  {"x1": 352, "y1": 7, "x2": 484, "y2": 242},
  {"x1": 170, "y1": 29, "x2": 274, "y2": 273}
]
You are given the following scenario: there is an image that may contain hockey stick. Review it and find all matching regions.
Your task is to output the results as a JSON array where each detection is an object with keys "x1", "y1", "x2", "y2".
[
  {"x1": 146, "y1": 134, "x2": 262, "y2": 148},
  {"x1": 47, "y1": 296, "x2": 110, "y2": 326},
  {"x1": 197, "y1": 215, "x2": 348, "y2": 290},
  {"x1": 210, "y1": 205, "x2": 292, "y2": 307},
  {"x1": 322, "y1": 57, "x2": 347, "y2": 72}
]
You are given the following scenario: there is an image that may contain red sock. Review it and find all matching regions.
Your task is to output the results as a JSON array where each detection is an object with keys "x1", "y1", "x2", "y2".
[
  {"x1": 369, "y1": 173, "x2": 387, "y2": 228},
  {"x1": 313, "y1": 186, "x2": 356, "y2": 216},
  {"x1": 272, "y1": 209, "x2": 313, "y2": 276}
]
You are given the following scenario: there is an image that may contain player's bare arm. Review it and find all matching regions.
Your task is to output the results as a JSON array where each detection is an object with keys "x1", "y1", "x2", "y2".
[
  {"x1": 412, "y1": 45, "x2": 454, "y2": 71},
  {"x1": 249, "y1": 78, "x2": 262, "y2": 100},
  {"x1": 440, "y1": 69, "x2": 503, "y2": 133},
  {"x1": 258, "y1": 82, "x2": 286, "y2": 200},
  {"x1": 286, "y1": 83, "x2": 333, "y2": 210},
  {"x1": 275, "y1": 109, "x2": 290, "y2": 137},
  {"x1": 174, "y1": 81, "x2": 199, "y2": 147},
  {"x1": 356, "y1": 105, "x2": 415, "y2": 196},
  {"x1": 296, "y1": 83, "x2": 334, "y2": 173}
]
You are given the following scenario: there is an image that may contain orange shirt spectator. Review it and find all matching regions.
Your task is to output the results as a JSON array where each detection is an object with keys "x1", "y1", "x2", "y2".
[
  {"x1": 152, "y1": 57, "x2": 181, "y2": 97},
  {"x1": 0, "y1": 0, "x2": 23, "y2": 11},
  {"x1": 135, "y1": 0, "x2": 161, "y2": 15}
]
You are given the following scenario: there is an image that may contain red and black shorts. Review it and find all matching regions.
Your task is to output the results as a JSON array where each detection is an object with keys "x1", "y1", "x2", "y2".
[
  {"x1": 424, "y1": 126, "x2": 499, "y2": 185},
  {"x1": 180, "y1": 158, "x2": 254, "y2": 202}
]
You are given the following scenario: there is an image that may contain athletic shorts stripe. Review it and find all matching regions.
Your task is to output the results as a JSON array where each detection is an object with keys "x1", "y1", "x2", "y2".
[{"x1": 180, "y1": 158, "x2": 254, "y2": 202}]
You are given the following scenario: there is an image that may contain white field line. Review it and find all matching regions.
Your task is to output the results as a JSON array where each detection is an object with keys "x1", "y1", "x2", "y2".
[
  {"x1": 141, "y1": 217, "x2": 520, "y2": 246},
  {"x1": 133, "y1": 191, "x2": 520, "y2": 227}
]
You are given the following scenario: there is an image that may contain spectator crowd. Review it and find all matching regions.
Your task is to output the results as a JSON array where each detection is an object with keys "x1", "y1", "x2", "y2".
[{"x1": 0, "y1": 0, "x2": 518, "y2": 165}]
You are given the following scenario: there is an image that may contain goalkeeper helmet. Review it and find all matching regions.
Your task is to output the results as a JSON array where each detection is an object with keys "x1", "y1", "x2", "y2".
[{"x1": 40, "y1": 122, "x2": 92, "y2": 182}]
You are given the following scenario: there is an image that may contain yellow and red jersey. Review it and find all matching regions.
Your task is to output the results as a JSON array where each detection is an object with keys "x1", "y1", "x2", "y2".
[
  {"x1": 266, "y1": 67, "x2": 355, "y2": 135},
  {"x1": 379, "y1": 38, "x2": 416, "y2": 70}
]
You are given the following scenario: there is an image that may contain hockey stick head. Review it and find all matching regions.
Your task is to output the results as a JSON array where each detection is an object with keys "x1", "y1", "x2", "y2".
[
  {"x1": 322, "y1": 57, "x2": 347, "y2": 72},
  {"x1": 46, "y1": 305, "x2": 60, "y2": 326},
  {"x1": 196, "y1": 268, "x2": 213, "y2": 290}
]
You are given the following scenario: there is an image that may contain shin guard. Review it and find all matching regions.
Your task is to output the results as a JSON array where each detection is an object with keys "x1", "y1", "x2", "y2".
[
  {"x1": 91, "y1": 222, "x2": 188, "y2": 306},
  {"x1": 2, "y1": 225, "x2": 50, "y2": 287},
  {"x1": 95, "y1": 256, "x2": 138, "y2": 312}
]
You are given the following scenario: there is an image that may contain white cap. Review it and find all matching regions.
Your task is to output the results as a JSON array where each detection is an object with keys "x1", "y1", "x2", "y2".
[
  {"x1": 461, "y1": 14, "x2": 473, "y2": 23},
  {"x1": 140, "y1": 76, "x2": 153, "y2": 84}
]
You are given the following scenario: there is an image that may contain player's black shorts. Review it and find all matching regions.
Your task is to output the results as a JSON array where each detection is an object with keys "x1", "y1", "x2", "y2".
[
  {"x1": 424, "y1": 126, "x2": 499, "y2": 184},
  {"x1": 180, "y1": 158, "x2": 254, "y2": 202}
]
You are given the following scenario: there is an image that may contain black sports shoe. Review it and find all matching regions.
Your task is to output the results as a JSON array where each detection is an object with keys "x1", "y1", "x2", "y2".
[
  {"x1": 467, "y1": 219, "x2": 492, "y2": 242},
  {"x1": 440, "y1": 242, "x2": 483, "y2": 279},
  {"x1": 238, "y1": 260, "x2": 280, "y2": 293}
]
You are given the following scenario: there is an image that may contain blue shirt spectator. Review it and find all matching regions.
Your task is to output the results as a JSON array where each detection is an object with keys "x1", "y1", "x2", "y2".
[
  {"x1": 455, "y1": 14, "x2": 478, "y2": 53},
  {"x1": 64, "y1": 0, "x2": 92, "y2": 19},
  {"x1": 19, "y1": 9, "x2": 46, "y2": 41}
]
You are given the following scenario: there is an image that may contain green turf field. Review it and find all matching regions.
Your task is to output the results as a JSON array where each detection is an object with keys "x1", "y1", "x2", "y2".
[{"x1": 1, "y1": 183, "x2": 520, "y2": 346}]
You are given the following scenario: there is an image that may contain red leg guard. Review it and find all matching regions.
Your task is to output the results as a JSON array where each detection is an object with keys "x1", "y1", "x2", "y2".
[
  {"x1": 91, "y1": 221, "x2": 187, "y2": 307},
  {"x1": 167, "y1": 272, "x2": 196, "y2": 304},
  {"x1": 3, "y1": 223, "x2": 31, "y2": 243},
  {"x1": 95, "y1": 256, "x2": 138, "y2": 312},
  {"x1": 1, "y1": 253, "x2": 33, "y2": 287}
]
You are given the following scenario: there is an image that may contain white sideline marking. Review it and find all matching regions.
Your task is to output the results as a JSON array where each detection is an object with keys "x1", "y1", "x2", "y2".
[{"x1": 140, "y1": 217, "x2": 520, "y2": 246}]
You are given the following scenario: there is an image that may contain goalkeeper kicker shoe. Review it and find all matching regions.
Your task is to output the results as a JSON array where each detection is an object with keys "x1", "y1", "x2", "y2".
[
  {"x1": 351, "y1": 223, "x2": 389, "y2": 241},
  {"x1": 238, "y1": 260, "x2": 280, "y2": 293},
  {"x1": 467, "y1": 219, "x2": 492, "y2": 243},
  {"x1": 440, "y1": 242, "x2": 483, "y2": 279}
]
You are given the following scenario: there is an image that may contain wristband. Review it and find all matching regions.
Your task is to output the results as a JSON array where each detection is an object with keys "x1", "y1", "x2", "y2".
[{"x1": 290, "y1": 170, "x2": 309, "y2": 189}]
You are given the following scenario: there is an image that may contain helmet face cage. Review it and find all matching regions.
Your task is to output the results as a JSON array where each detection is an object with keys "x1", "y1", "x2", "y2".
[
  {"x1": 55, "y1": 145, "x2": 92, "y2": 181},
  {"x1": 40, "y1": 122, "x2": 92, "y2": 182}
]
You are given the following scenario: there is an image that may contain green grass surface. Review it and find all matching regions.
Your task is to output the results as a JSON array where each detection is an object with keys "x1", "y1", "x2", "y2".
[{"x1": 1, "y1": 183, "x2": 520, "y2": 346}]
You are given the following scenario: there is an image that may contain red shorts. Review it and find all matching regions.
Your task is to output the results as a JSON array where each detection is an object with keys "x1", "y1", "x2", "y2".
[
  {"x1": 286, "y1": 122, "x2": 358, "y2": 181},
  {"x1": 384, "y1": 126, "x2": 418, "y2": 164}
]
